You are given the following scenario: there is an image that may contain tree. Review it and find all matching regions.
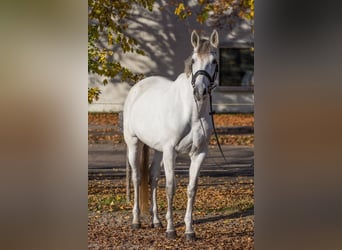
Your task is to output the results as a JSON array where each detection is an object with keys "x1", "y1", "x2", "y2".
[
  {"x1": 88, "y1": 0, "x2": 155, "y2": 103},
  {"x1": 173, "y1": 0, "x2": 254, "y2": 25},
  {"x1": 88, "y1": 0, "x2": 254, "y2": 103}
]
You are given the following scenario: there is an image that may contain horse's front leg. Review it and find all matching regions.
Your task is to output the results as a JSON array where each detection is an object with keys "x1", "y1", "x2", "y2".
[
  {"x1": 163, "y1": 147, "x2": 177, "y2": 239},
  {"x1": 184, "y1": 149, "x2": 207, "y2": 240}
]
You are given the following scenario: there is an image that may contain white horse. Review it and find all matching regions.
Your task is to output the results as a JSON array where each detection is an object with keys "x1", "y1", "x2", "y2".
[{"x1": 123, "y1": 30, "x2": 219, "y2": 240}]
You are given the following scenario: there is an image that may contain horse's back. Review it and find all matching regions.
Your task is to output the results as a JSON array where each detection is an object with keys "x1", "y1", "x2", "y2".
[
  {"x1": 125, "y1": 76, "x2": 171, "y2": 109},
  {"x1": 130, "y1": 76, "x2": 171, "y2": 95}
]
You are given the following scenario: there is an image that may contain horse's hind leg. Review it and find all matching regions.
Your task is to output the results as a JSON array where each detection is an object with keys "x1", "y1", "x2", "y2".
[
  {"x1": 126, "y1": 136, "x2": 142, "y2": 229},
  {"x1": 150, "y1": 151, "x2": 162, "y2": 228}
]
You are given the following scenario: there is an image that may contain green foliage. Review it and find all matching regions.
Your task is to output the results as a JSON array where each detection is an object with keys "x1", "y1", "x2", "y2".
[
  {"x1": 173, "y1": 0, "x2": 254, "y2": 24},
  {"x1": 88, "y1": 0, "x2": 154, "y2": 103},
  {"x1": 88, "y1": 87, "x2": 101, "y2": 104}
]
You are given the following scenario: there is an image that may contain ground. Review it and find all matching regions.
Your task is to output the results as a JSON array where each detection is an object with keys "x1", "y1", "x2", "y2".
[
  {"x1": 88, "y1": 177, "x2": 254, "y2": 249},
  {"x1": 88, "y1": 113, "x2": 254, "y2": 249}
]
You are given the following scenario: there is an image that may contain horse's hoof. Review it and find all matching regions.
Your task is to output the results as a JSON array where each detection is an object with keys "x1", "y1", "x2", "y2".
[
  {"x1": 131, "y1": 223, "x2": 141, "y2": 229},
  {"x1": 166, "y1": 231, "x2": 177, "y2": 239},
  {"x1": 185, "y1": 232, "x2": 196, "y2": 241},
  {"x1": 152, "y1": 222, "x2": 163, "y2": 228}
]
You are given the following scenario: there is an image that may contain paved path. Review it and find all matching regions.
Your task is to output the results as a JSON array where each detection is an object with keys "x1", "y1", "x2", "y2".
[{"x1": 89, "y1": 143, "x2": 254, "y2": 179}]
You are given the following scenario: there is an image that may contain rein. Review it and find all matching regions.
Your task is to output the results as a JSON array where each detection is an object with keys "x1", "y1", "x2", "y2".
[
  {"x1": 191, "y1": 63, "x2": 228, "y2": 164},
  {"x1": 208, "y1": 89, "x2": 228, "y2": 163}
]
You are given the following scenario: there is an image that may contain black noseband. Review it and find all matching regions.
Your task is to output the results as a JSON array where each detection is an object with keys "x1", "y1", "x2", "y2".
[{"x1": 191, "y1": 64, "x2": 218, "y2": 92}]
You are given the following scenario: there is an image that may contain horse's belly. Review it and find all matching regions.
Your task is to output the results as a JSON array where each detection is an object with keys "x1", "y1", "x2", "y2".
[
  {"x1": 129, "y1": 108, "x2": 187, "y2": 152},
  {"x1": 135, "y1": 120, "x2": 191, "y2": 153}
]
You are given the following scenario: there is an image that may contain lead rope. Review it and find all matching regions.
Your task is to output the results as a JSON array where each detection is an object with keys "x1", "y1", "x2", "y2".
[
  {"x1": 191, "y1": 61, "x2": 229, "y2": 164},
  {"x1": 209, "y1": 87, "x2": 229, "y2": 164}
]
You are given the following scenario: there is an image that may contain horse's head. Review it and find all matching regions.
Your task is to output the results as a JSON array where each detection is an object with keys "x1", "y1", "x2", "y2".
[{"x1": 188, "y1": 30, "x2": 219, "y2": 101}]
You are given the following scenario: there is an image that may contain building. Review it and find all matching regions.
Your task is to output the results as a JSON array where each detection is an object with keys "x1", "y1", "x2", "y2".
[{"x1": 88, "y1": 0, "x2": 254, "y2": 113}]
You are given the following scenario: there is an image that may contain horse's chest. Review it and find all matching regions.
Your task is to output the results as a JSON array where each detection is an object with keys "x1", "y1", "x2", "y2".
[{"x1": 176, "y1": 118, "x2": 211, "y2": 154}]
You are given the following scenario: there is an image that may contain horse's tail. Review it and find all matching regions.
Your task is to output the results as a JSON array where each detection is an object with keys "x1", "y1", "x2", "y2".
[{"x1": 139, "y1": 144, "x2": 149, "y2": 214}]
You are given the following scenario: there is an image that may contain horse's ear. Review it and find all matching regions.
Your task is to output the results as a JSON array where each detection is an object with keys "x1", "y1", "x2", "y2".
[
  {"x1": 191, "y1": 30, "x2": 200, "y2": 49},
  {"x1": 210, "y1": 30, "x2": 219, "y2": 48}
]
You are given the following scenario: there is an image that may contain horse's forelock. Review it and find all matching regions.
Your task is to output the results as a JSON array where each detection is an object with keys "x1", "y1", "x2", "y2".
[
  {"x1": 184, "y1": 39, "x2": 213, "y2": 77},
  {"x1": 197, "y1": 39, "x2": 211, "y2": 57}
]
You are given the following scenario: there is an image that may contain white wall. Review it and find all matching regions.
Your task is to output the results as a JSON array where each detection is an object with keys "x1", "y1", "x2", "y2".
[{"x1": 88, "y1": 0, "x2": 254, "y2": 113}]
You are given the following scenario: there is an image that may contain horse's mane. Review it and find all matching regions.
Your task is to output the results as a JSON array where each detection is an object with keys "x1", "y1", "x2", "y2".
[
  {"x1": 184, "y1": 39, "x2": 211, "y2": 77},
  {"x1": 184, "y1": 56, "x2": 192, "y2": 77}
]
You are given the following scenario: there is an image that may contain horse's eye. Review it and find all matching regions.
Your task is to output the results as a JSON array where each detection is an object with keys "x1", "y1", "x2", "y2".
[
  {"x1": 212, "y1": 59, "x2": 217, "y2": 64},
  {"x1": 191, "y1": 59, "x2": 195, "y2": 64}
]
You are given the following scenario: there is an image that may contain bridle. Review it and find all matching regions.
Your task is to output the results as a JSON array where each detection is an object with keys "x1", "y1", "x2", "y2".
[{"x1": 190, "y1": 58, "x2": 218, "y2": 95}]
